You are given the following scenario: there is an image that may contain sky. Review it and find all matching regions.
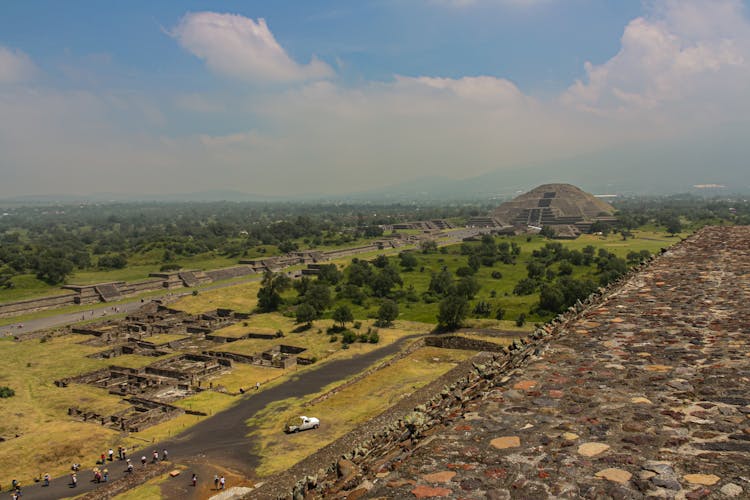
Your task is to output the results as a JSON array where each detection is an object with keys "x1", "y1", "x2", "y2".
[{"x1": 0, "y1": 0, "x2": 749, "y2": 198}]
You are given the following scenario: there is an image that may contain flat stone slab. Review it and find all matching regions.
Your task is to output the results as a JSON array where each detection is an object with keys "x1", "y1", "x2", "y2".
[{"x1": 490, "y1": 436, "x2": 521, "y2": 449}]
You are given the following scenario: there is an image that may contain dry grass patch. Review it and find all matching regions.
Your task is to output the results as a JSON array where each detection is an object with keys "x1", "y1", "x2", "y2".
[
  {"x1": 247, "y1": 346, "x2": 474, "y2": 476},
  {"x1": 143, "y1": 334, "x2": 189, "y2": 345},
  {"x1": 170, "y1": 281, "x2": 261, "y2": 314},
  {"x1": 456, "y1": 332, "x2": 517, "y2": 346},
  {"x1": 208, "y1": 364, "x2": 287, "y2": 392}
]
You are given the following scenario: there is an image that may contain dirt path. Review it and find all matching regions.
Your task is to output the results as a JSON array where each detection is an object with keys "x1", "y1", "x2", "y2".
[{"x1": 21, "y1": 334, "x2": 420, "y2": 499}]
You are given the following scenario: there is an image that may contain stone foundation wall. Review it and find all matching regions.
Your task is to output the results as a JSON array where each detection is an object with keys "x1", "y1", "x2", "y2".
[
  {"x1": 0, "y1": 292, "x2": 78, "y2": 318},
  {"x1": 424, "y1": 335, "x2": 508, "y2": 352}
]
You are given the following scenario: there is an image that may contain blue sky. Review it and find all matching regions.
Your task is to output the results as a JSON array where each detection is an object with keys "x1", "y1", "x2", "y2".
[{"x1": 1, "y1": 0, "x2": 749, "y2": 196}]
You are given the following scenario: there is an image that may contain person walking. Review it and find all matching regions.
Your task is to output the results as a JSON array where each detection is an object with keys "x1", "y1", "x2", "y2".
[
  {"x1": 213, "y1": 474, "x2": 219, "y2": 490},
  {"x1": 43, "y1": 473, "x2": 50, "y2": 487},
  {"x1": 103, "y1": 468, "x2": 109, "y2": 482},
  {"x1": 71, "y1": 473, "x2": 77, "y2": 488},
  {"x1": 141, "y1": 455, "x2": 147, "y2": 466},
  {"x1": 162, "y1": 448, "x2": 168, "y2": 461},
  {"x1": 191, "y1": 473, "x2": 197, "y2": 487},
  {"x1": 152, "y1": 450, "x2": 159, "y2": 463},
  {"x1": 108, "y1": 448, "x2": 114, "y2": 461},
  {"x1": 219, "y1": 475, "x2": 225, "y2": 490}
]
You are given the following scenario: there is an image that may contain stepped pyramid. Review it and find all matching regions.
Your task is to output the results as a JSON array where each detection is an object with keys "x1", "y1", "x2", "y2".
[{"x1": 492, "y1": 183, "x2": 615, "y2": 236}]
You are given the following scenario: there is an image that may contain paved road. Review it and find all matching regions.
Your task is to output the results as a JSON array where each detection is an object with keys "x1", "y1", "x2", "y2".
[{"x1": 21, "y1": 333, "x2": 421, "y2": 499}]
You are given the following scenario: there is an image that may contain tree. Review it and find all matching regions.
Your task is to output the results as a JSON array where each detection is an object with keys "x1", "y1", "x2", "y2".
[
  {"x1": 513, "y1": 278, "x2": 538, "y2": 296},
  {"x1": 370, "y1": 265, "x2": 402, "y2": 297},
  {"x1": 257, "y1": 270, "x2": 292, "y2": 312},
  {"x1": 303, "y1": 282, "x2": 332, "y2": 315},
  {"x1": 295, "y1": 303, "x2": 317, "y2": 327},
  {"x1": 665, "y1": 216, "x2": 682, "y2": 235},
  {"x1": 455, "y1": 276, "x2": 480, "y2": 299},
  {"x1": 420, "y1": 239, "x2": 438, "y2": 254},
  {"x1": 540, "y1": 226, "x2": 556, "y2": 238},
  {"x1": 437, "y1": 294, "x2": 469, "y2": 331},
  {"x1": 428, "y1": 269, "x2": 454, "y2": 297},
  {"x1": 332, "y1": 305, "x2": 354, "y2": 329},
  {"x1": 316, "y1": 264, "x2": 343, "y2": 285},
  {"x1": 539, "y1": 283, "x2": 566, "y2": 313},
  {"x1": 35, "y1": 256, "x2": 73, "y2": 285},
  {"x1": 376, "y1": 299, "x2": 399, "y2": 326},
  {"x1": 468, "y1": 254, "x2": 481, "y2": 272},
  {"x1": 399, "y1": 251, "x2": 418, "y2": 271}
]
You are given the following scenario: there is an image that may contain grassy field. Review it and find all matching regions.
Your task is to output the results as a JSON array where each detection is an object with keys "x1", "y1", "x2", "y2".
[
  {"x1": 0, "y1": 334, "x2": 159, "y2": 486},
  {"x1": 168, "y1": 281, "x2": 261, "y2": 314},
  {"x1": 246, "y1": 346, "x2": 475, "y2": 477}
]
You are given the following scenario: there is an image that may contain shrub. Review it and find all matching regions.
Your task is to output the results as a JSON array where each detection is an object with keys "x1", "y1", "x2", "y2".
[
  {"x1": 491, "y1": 271, "x2": 503, "y2": 279},
  {"x1": 330, "y1": 335, "x2": 338, "y2": 342},
  {"x1": 341, "y1": 330, "x2": 358, "y2": 344},
  {"x1": 353, "y1": 321, "x2": 362, "y2": 329},
  {"x1": 0, "y1": 386, "x2": 15, "y2": 398},
  {"x1": 368, "y1": 331, "x2": 380, "y2": 343},
  {"x1": 515, "y1": 313, "x2": 526, "y2": 327}
]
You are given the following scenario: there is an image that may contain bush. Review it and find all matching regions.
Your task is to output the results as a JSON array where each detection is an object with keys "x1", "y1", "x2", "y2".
[
  {"x1": 353, "y1": 321, "x2": 362, "y2": 329},
  {"x1": 495, "y1": 307, "x2": 505, "y2": 320},
  {"x1": 341, "y1": 330, "x2": 358, "y2": 344},
  {"x1": 491, "y1": 271, "x2": 503, "y2": 279},
  {"x1": 515, "y1": 313, "x2": 526, "y2": 327},
  {"x1": 368, "y1": 331, "x2": 380, "y2": 343},
  {"x1": 0, "y1": 386, "x2": 15, "y2": 398},
  {"x1": 330, "y1": 335, "x2": 338, "y2": 342}
]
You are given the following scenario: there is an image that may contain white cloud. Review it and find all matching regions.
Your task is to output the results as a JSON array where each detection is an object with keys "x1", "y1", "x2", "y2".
[
  {"x1": 0, "y1": 46, "x2": 37, "y2": 83},
  {"x1": 171, "y1": 12, "x2": 333, "y2": 83},
  {"x1": 431, "y1": 0, "x2": 550, "y2": 8},
  {"x1": 562, "y1": 0, "x2": 749, "y2": 116}
]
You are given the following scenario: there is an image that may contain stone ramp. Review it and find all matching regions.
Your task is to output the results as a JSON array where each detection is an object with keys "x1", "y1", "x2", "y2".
[
  {"x1": 360, "y1": 226, "x2": 750, "y2": 499},
  {"x1": 277, "y1": 226, "x2": 750, "y2": 499},
  {"x1": 178, "y1": 270, "x2": 211, "y2": 287},
  {"x1": 95, "y1": 283, "x2": 122, "y2": 302}
]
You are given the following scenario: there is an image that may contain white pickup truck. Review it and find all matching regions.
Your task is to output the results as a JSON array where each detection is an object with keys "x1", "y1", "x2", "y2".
[{"x1": 284, "y1": 416, "x2": 320, "y2": 433}]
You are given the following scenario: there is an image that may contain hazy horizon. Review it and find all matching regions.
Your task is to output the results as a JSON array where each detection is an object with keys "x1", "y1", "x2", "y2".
[{"x1": 1, "y1": 0, "x2": 749, "y2": 198}]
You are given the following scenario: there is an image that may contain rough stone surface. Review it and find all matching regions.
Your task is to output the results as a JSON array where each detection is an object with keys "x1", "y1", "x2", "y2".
[{"x1": 269, "y1": 227, "x2": 750, "y2": 500}]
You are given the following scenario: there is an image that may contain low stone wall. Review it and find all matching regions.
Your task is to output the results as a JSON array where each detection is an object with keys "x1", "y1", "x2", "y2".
[
  {"x1": 0, "y1": 292, "x2": 78, "y2": 318},
  {"x1": 424, "y1": 334, "x2": 508, "y2": 352}
]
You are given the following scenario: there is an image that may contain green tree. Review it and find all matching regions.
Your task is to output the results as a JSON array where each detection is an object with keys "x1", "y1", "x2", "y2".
[
  {"x1": 437, "y1": 294, "x2": 469, "y2": 330},
  {"x1": 332, "y1": 305, "x2": 354, "y2": 329},
  {"x1": 455, "y1": 276, "x2": 480, "y2": 299},
  {"x1": 316, "y1": 264, "x2": 343, "y2": 285},
  {"x1": 539, "y1": 283, "x2": 566, "y2": 313},
  {"x1": 303, "y1": 282, "x2": 332, "y2": 315},
  {"x1": 376, "y1": 299, "x2": 399, "y2": 326},
  {"x1": 399, "y1": 251, "x2": 418, "y2": 271},
  {"x1": 428, "y1": 269, "x2": 454, "y2": 297},
  {"x1": 257, "y1": 270, "x2": 292, "y2": 312},
  {"x1": 35, "y1": 256, "x2": 74, "y2": 285},
  {"x1": 295, "y1": 303, "x2": 317, "y2": 326}
]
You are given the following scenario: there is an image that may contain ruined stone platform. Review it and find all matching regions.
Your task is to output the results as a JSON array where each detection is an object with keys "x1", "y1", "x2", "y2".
[{"x1": 357, "y1": 226, "x2": 750, "y2": 499}]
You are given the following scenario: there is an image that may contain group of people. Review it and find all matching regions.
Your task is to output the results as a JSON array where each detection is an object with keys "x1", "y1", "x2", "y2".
[{"x1": 62, "y1": 446, "x2": 170, "y2": 488}]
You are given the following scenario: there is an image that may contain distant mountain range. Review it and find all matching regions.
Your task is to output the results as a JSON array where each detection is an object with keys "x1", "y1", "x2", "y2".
[{"x1": 3, "y1": 126, "x2": 748, "y2": 204}]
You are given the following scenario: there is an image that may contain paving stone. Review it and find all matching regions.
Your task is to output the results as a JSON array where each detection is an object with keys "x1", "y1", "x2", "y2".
[
  {"x1": 683, "y1": 474, "x2": 720, "y2": 485},
  {"x1": 410, "y1": 485, "x2": 453, "y2": 498},
  {"x1": 594, "y1": 468, "x2": 632, "y2": 484},
  {"x1": 578, "y1": 442, "x2": 610, "y2": 457},
  {"x1": 490, "y1": 436, "x2": 521, "y2": 449},
  {"x1": 421, "y1": 471, "x2": 455, "y2": 484}
]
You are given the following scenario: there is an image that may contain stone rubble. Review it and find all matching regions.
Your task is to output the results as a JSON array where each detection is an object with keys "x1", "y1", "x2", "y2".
[{"x1": 271, "y1": 226, "x2": 750, "y2": 500}]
